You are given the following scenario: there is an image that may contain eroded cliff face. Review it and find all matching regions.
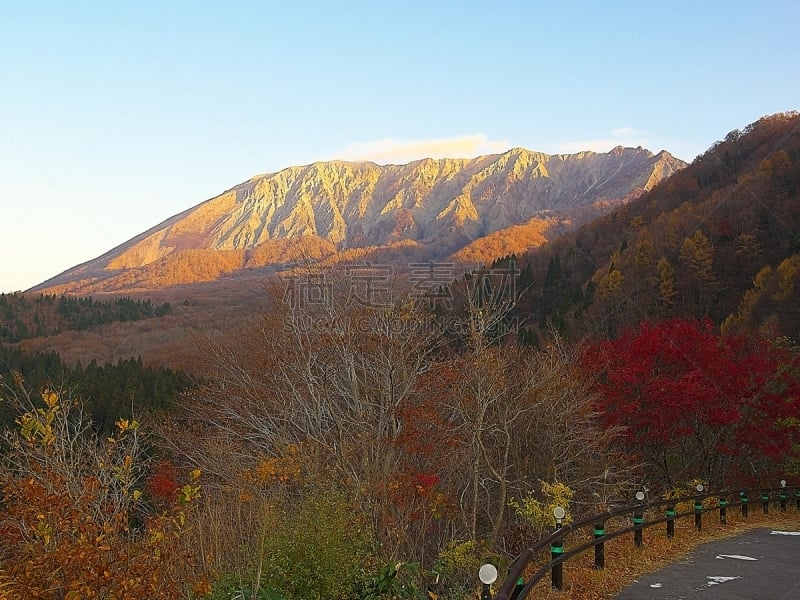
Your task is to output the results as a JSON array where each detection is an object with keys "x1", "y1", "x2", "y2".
[{"x1": 37, "y1": 146, "x2": 685, "y2": 293}]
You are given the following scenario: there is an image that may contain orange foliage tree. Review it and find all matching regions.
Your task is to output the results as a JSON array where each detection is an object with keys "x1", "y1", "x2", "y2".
[{"x1": 0, "y1": 379, "x2": 206, "y2": 599}]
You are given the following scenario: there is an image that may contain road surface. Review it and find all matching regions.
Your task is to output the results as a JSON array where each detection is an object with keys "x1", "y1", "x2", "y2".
[{"x1": 615, "y1": 528, "x2": 800, "y2": 599}]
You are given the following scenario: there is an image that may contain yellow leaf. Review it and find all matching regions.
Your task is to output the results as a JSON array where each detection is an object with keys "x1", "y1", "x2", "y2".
[{"x1": 42, "y1": 391, "x2": 59, "y2": 408}]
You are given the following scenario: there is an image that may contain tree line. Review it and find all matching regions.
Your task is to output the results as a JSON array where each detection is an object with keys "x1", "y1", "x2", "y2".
[
  {"x1": 0, "y1": 292, "x2": 172, "y2": 343},
  {"x1": 0, "y1": 344, "x2": 192, "y2": 433}
]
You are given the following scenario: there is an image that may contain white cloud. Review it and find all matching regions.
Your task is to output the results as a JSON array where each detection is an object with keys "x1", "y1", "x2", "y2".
[
  {"x1": 329, "y1": 134, "x2": 512, "y2": 164},
  {"x1": 612, "y1": 127, "x2": 644, "y2": 137},
  {"x1": 554, "y1": 128, "x2": 650, "y2": 154}
]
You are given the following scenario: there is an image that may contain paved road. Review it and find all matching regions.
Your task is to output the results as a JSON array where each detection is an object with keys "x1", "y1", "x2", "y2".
[{"x1": 615, "y1": 528, "x2": 800, "y2": 599}]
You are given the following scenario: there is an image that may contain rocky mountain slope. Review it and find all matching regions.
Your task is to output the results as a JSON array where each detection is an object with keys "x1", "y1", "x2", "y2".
[{"x1": 35, "y1": 146, "x2": 685, "y2": 294}]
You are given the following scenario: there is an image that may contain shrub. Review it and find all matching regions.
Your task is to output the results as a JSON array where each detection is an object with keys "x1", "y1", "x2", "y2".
[
  {"x1": 0, "y1": 383, "x2": 205, "y2": 598},
  {"x1": 509, "y1": 481, "x2": 574, "y2": 537},
  {"x1": 256, "y1": 487, "x2": 371, "y2": 600}
]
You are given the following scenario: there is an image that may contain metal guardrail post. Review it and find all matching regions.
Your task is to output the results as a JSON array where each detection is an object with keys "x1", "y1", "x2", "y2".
[
  {"x1": 633, "y1": 511, "x2": 644, "y2": 547},
  {"x1": 551, "y1": 507, "x2": 566, "y2": 590},
  {"x1": 633, "y1": 490, "x2": 645, "y2": 547},
  {"x1": 762, "y1": 493, "x2": 770, "y2": 514},
  {"x1": 666, "y1": 505, "x2": 675, "y2": 538},
  {"x1": 694, "y1": 498, "x2": 703, "y2": 531},
  {"x1": 551, "y1": 537, "x2": 564, "y2": 590},
  {"x1": 741, "y1": 491, "x2": 749, "y2": 517},
  {"x1": 594, "y1": 522, "x2": 605, "y2": 569},
  {"x1": 509, "y1": 577, "x2": 524, "y2": 600},
  {"x1": 719, "y1": 497, "x2": 727, "y2": 524}
]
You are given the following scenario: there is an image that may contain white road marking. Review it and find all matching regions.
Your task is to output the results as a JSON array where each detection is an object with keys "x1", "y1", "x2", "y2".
[
  {"x1": 715, "y1": 554, "x2": 758, "y2": 561},
  {"x1": 706, "y1": 576, "x2": 741, "y2": 586},
  {"x1": 770, "y1": 530, "x2": 800, "y2": 536}
]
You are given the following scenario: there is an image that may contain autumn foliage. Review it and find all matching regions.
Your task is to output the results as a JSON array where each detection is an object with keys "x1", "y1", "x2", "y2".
[
  {"x1": 147, "y1": 459, "x2": 181, "y2": 503},
  {"x1": 0, "y1": 386, "x2": 205, "y2": 599},
  {"x1": 511, "y1": 112, "x2": 800, "y2": 342},
  {"x1": 584, "y1": 318, "x2": 800, "y2": 488},
  {"x1": 2, "y1": 113, "x2": 800, "y2": 600}
]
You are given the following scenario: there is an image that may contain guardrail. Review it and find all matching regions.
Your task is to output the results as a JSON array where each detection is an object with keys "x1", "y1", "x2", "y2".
[{"x1": 484, "y1": 484, "x2": 799, "y2": 600}]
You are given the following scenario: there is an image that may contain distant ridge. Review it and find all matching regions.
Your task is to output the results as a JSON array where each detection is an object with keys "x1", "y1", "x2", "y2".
[
  {"x1": 34, "y1": 146, "x2": 685, "y2": 294},
  {"x1": 509, "y1": 111, "x2": 800, "y2": 341}
]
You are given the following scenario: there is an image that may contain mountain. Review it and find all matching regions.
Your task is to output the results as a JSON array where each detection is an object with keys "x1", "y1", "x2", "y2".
[
  {"x1": 17, "y1": 113, "x2": 800, "y2": 371},
  {"x1": 508, "y1": 111, "x2": 800, "y2": 342},
  {"x1": 34, "y1": 147, "x2": 685, "y2": 294}
]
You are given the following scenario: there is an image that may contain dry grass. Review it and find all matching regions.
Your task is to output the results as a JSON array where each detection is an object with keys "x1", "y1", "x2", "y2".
[{"x1": 511, "y1": 506, "x2": 800, "y2": 600}]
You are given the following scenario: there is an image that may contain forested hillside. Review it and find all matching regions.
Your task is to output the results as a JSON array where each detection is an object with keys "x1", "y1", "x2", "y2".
[
  {"x1": 0, "y1": 292, "x2": 172, "y2": 343},
  {"x1": 513, "y1": 112, "x2": 800, "y2": 341},
  {"x1": 0, "y1": 293, "x2": 188, "y2": 432},
  {"x1": 0, "y1": 345, "x2": 192, "y2": 432}
]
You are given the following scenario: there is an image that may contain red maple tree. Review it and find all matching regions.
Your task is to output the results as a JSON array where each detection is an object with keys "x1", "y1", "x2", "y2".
[{"x1": 583, "y1": 318, "x2": 800, "y2": 488}]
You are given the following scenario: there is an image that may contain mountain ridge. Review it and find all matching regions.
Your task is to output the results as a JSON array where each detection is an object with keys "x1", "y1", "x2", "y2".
[{"x1": 34, "y1": 146, "x2": 685, "y2": 294}]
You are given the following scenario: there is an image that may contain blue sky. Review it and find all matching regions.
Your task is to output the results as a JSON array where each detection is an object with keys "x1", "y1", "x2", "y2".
[{"x1": 1, "y1": 1, "x2": 798, "y2": 292}]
